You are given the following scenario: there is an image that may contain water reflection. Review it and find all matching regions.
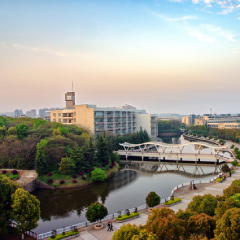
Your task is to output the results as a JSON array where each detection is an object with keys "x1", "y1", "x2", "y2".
[{"x1": 32, "y1": 135, "x2": 220, "y2": 234}]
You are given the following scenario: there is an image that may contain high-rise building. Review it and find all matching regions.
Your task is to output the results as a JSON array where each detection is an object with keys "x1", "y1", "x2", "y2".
[
  {"x1": 30, "y1": 109, "x2": 36, "y2": 118},
  {"x1": 14, "y1": 109, "x2": 23, "y2": 116}
]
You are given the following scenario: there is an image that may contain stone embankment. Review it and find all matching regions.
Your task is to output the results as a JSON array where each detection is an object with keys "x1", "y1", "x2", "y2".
[{"x1": 16, "y1": 170, "x2": 53, "y2": 192}]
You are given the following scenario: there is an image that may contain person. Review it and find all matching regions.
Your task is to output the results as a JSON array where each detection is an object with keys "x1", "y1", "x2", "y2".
[
  {"x1": 107, "y1": 222, "x2": 111, "y2": 231},
  {"x1": 230, "y1": 172, "x2": 232, "y2": 177},
  {"x1": 110, "y1": 222, "x2": 114, "y2": 231}
]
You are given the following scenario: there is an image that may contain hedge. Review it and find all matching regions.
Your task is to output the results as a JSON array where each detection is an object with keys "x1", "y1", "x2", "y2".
[
  {"x1": 216, "y1": 178, "x2": 222, "y2": 182},
  {"x1": 164, "y1": 198, "x2": 181, "y2": 206},
  {"x1": 116, "y1": 212, "x2": 139, "y2": 221},
  {"x1": 48, "y1": 230, "x2": 79, "y2": 240}
]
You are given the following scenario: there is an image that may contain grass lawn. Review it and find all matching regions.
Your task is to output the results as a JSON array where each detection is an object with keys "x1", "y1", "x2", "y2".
[
  {"x1": 39, "y1": 161, "x2": 119, "y2": 188},
  {"x1": 0, "y1": 171, "x2": 20, "y2": 180}
]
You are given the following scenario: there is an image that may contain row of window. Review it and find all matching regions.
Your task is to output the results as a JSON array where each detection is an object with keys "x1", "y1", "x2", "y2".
[{"x1": 52, "y1": 112, "x2": 76, "y2": 117}]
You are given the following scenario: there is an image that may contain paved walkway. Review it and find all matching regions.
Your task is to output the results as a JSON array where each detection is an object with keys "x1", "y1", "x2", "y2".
[{"x1": 59, "y1": 167, "x2": 240, "y2": 240}]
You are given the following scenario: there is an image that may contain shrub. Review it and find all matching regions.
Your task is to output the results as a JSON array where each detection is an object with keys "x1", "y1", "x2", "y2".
[
  {"x1": 110, "y1": 166, "x2": 113, "y2": 168},
  {"x1": 102, "y1": 164, "x2": 106, "y2": 167},
  {"x1": 60, "y1": 180, "x2": 65, "y2": 184},
  {"x1": 72, "y1": 174, "x2": 77, "y2": 178},
  {"x1": 91, "y1": 168, "x2": 107, "y2": 182},
  {"x1": 11, "y1": 170, "x2": 18, "y2": 175},
  {"x1": 48, "y1": 179, "x2": 53, "y2": 184},
  {"x1": 116, "y1": 212, "x2": 139, "y2": 221},
  {"x1": 59, "y1": 157, "x2": 75, "y2": 175},
  {"x1": 86, "y1": 169, "x2": 90, "y2": 173},
  {"x1": 216, "y1": 178, "x2": 222, "y2": 182},
  {"x1": 78, "y1": 172, "x2": 83, "y2": 175},
  {"x1": 106, "y1": 162, "x2": 109, "y2": 165},
  {"x1": 146, "y1": 191, "x2": 160, "y2": 208},
  {"x1": 47, "y1": 172, "x2": 52, "y2": 176},
  {"x1": 231, "y1": 159, "x2": 239, "y2": 167},
  {"x1": 2, "y1": 170, "x2": 6, "y2": 174},
  {"x1": 106, "y1": 168, "x2": 109, "y2": 170},
  {"x1": 82, "y1": 176, "x2": 86, "y2": 180},
  {"x1": 164, "y1": 198, "x2": 181, "y2": 206},
  {"x1": 72, "y1": 180, "x2": 77, "y2": 183}
]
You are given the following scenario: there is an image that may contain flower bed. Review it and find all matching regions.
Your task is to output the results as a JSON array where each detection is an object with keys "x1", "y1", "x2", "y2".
[
  {"x1": 116, "y1": 212, "x2": 139, "y2": 221},
  {"x1": 48, "y1": 230, "x2": 79, "y2": 240},
  {"x1": 164, "y1": 198, "x2": 181, "y2": 206}
]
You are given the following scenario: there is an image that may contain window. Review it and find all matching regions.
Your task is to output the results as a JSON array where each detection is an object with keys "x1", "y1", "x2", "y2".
[
  {"x1": 58, "y1": 119, "x2": 61, "y2": 123},
  {"x1": 74, "y1": 118, "x2": 76, "y2": 123},
  {"x1": 95, "y1": 111, "x2": 104, "y2": 117},
  {"x1": 53, "y1": 113, "x2": 56, "y2": 117},
  {"x1": 53, "y1": 119, "x2": 56, "y2": 122},
  {"x1": 58, "y1": 113, "x2": 61, "y2": 116},
  {"x1": 74, "y1": 112, "x2": 76, "y2": 116}
]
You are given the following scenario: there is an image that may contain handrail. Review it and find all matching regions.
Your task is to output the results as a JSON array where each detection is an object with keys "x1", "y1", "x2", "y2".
[{"x1": 37, "y1": 171, "x2": 222, "y2": 239}]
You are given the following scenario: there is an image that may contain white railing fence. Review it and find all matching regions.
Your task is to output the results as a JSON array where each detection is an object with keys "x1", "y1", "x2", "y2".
[{"x1": 37, "y1": 173, "x2": 221, "y2": 239}]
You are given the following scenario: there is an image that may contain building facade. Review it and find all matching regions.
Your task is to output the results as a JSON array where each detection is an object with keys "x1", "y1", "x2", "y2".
[
  {"x1": 207, "y1": 122, "x2": 240, "y2": 129},
  {"x1": 50, "y1": 93, "x2": 158, "y2": 138}
]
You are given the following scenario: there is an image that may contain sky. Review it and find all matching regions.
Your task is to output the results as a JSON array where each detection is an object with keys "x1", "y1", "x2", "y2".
[{"x1": 0, "y1": 0, "x2": 240, "y2": 115}]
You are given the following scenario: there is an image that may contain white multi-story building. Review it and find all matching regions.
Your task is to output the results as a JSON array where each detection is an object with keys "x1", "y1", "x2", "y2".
[{"x1": 50, "y1": 92, "x2": 158, "y2": 139}]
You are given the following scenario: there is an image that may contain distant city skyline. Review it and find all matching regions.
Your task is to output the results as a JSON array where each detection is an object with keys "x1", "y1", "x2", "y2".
[{"x1": 1, "y1": 0, "x2": 240, "y2": 115}]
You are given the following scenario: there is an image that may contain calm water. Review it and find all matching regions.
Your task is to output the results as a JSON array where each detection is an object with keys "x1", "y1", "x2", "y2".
[{"x1": 32, "y1": 135, "x2": 226, "y2": 234}]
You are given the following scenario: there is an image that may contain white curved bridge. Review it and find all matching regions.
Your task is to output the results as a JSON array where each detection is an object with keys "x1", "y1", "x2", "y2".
[{"x1": 118, "y1": 141, "x2": 234, "y2": 163}]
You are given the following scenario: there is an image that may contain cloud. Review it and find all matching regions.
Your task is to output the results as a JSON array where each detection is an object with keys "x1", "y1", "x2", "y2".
[
  {"x1": 189, "y1": 31, "x2": 215, "y2": 42},
  {"x1": 12, "y1": 43, "x2": 66, "y2": 57},
  {"x1": 201, "y1": 24, "x2": 237, "y2": 42},
  {"x1": 190, "y1": 0, "x2": 240, "y2": 14},
  {"x1": 145, "y1": 8, "x2": 197, "y2": 21}
]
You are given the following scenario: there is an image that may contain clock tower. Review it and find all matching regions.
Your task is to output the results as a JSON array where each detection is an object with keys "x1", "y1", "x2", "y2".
[{"x1": 65, "y1": 92, "x2": 75, "y2": 109}]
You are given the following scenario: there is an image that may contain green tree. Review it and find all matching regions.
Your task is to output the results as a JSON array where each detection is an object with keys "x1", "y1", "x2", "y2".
[
  {"x1": 112, "y1": 224, "x2": 140, "y2": 240},
  {"x1": 97, "y1": 134, "x2": 110, "y2": 163},
  {"x1": 145, "y1": 191, "x2": 160, "y2": 208},
  {"x1": 214, "y1": 198, "x2": 238, "y2": 221},
  {"x1": 188, "y1": 213, "x2": 215, "y2": 239},
  {"x1": 223, "y1": 179, "x2": 240, "y2": 198},
  {"x1": 15, "y1": 123, "x2": 29, "y2": 140},
  {"x1": 52, "y1": 128, "x2": 62, "y2": 136},
  {"x1": 7, "y1": 127, "x2": 17, "y2": 136},
  {"x1": 85, "y1": 202, "x2": 108, "y2": 223},
  {"x1": 33, "y1": 119, "x2": 46, "y2": 128},
  {"x1": 214, "y1": 208, "x2": 240, "y2": 240},
  {"x1": 132, "y1": 229, "x2": 157, "y2": 240},
  {"x1": 0, "y1": 175, "x2": 21, "y2": 236},
  {"x1": 59, "y1": 157, "x2": 75, "y2": 174},
  {"x1": 0, "y1": 125, "x2": 6, "y2": 137},
  {"x1": 187, "y1": 194, "x2": 217, "y2": 216},
  {"x1": 35, "y1": 139, "x2": 49, "y2": 176},
  {"x1": 145, "y1": 208, "x2": 185, "y2": 240},
  {"x1": 11, "y1": 188, "x2": 40, "y2": 239},
  {"x1": 82, "y1": 137, "x2": 96, "y2": 167},
  {"x1": 221, "y1": 163, "x2": 231, "y2": 174},
  {"x1": 91, "y1": 168, "x2": 107, "y2": 182}
]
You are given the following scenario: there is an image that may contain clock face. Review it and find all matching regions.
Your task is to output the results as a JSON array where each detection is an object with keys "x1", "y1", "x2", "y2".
[{"x1": 67, "y1": 96, "x2": 72, "y2": 100}]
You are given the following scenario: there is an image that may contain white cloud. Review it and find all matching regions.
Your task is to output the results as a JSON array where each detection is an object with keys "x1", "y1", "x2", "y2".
[
  {"x1": 201, "y1": 24, "x2": 237, "y2": 42},
  {"x1": 190, "y1": 0, "x2": 240, "y2": 14},
  {"x1": 12, "y1": 43, "x2": 66, "y2": 57},
  {"x1": 146, "y1": 8, "x2": 197, "y2": 21},
  {"x1": 189, "y1": 31, "x2": 215, "y2": 42}
]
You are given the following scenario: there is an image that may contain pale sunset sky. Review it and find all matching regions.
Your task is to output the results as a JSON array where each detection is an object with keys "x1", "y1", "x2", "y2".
[{"x1": 0, "y1": 0, "x2": 240, "y2": 115}]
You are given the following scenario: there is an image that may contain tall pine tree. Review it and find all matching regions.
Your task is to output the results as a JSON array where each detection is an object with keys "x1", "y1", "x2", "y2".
[{"x1": 97, "y1": 134, "x2": 110, "y2": 163}]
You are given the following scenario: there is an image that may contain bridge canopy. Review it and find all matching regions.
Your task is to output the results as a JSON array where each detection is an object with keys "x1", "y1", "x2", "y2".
[{"x1": 119, "y1": 141, "x2": 228, "y2": 153}]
